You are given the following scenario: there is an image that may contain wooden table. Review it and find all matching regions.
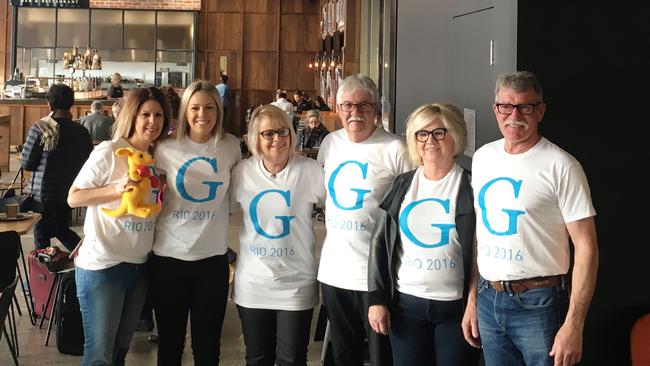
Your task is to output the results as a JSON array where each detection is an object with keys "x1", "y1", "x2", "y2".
[{"x1": 0, "y1": 212, "x2": 41, "y2": 234}]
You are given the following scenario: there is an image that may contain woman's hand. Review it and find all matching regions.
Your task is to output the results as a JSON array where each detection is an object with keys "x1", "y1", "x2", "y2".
[
  {"x1": 114, "y1": 174, "x2": 132, "y2": 195},
  {"x1": 368, "y1": 305, "x2": 391, "y2": 335}
]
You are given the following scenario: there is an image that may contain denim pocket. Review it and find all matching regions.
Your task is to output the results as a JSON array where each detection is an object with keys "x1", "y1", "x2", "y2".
[
  {"x1": 477, "y1": 277, "x2": 489, "y2": 295},
  {"x1": 513, "y1": 287, "x2": 558, "y2": 310}
]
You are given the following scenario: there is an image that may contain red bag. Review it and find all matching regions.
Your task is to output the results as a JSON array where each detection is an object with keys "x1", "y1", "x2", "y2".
[{"x1": 28, "y1": 247, "x2": 72, "y2": 319}]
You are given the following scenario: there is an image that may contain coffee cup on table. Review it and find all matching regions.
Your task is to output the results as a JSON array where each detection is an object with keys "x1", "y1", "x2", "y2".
[{"x1": 6, "y1": 203, "x2": 19, "y2": 218}]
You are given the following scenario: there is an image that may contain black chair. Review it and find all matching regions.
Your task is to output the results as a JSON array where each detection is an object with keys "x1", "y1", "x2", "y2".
[
  {"x1": 1, "y1": 277, "x2": 20, "y2": 366},
  {"x1": 0, "y1": 231, "x2": 36, "y2": 326}
]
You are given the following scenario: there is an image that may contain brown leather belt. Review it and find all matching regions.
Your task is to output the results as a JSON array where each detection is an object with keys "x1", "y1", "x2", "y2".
[{"x1": 488, "y1": 275, "x2": 563, "y2": 293}]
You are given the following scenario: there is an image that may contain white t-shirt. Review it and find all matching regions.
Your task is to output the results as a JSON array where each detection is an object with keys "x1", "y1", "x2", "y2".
[
  {"x1": 73, "y1": 138, "x2": 158, "y2": 270},
  {"x1": 153, "y1": 134, "x2": 242, "y2": 260},
  {"x1": 271, "y1": 98, "x2": 295, "y2": 114},
  {"x1": 317, "y1": 127, "x2": 412, "y2": 291},
  {"x1": 231, "y1": 155, "x2": 325, "y2": 310},
  {"x1": 472, "y1": 137, "x2": 596, "y2": 281},
  {"x1": 396, "y1": 165, "x2": 464, "y2": 301}
]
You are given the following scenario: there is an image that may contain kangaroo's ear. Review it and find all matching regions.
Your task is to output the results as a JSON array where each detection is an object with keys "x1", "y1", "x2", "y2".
[{"x1": 115, "y1": 147, "x2": 134, "y2": 157}]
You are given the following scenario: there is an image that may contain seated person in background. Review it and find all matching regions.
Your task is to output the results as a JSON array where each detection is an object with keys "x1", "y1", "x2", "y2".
[
  {"x1": 111, "y1": 99, "x2": 123, "y2": 121},
  {"x1": 80, "y1": 101, "x2": 113, "y2": 144},
  {"x1": 107, "y1": 72, "x2": 124, "y2": 99},
  {"x1": 160, "y1": 86, "x2": 181, "y2": 136},
  {"x1": 314, "y1": 95, "x2": 332, "y2": 111},
  {"x1": 300, "y1": 109, "x2": 329, "y2": 150},
  {"x1": 293, "y1": 90, "x2": 314, "y2": 113},
  {"x1": 271, "y1": 91, "x2": 294, "y2": 114}
]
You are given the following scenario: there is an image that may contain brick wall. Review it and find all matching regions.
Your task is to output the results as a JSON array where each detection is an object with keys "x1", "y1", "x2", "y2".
[{"x1": 89, "y1": 0, "x2": 200, "y2": 11}]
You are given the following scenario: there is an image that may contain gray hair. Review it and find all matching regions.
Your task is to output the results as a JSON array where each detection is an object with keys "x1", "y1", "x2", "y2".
[
  {"x1": 177, "y1": 80, "x2": 224, "y2": 143},
  {"x1": 246, "y1": 104, "x2": 297, "y2": 158},
  {"x1": 495, "y1": 71, "x2": 544, "y2": 102},
  {"x1": 405, "y1": 103, "x2": 467, "y2": 165},
  {"x1": 91, "y1": 101, "x2": 103, "y2": 113},
  {"x1": 336, "y1": 74, "x2": 380, "y2": 111}
]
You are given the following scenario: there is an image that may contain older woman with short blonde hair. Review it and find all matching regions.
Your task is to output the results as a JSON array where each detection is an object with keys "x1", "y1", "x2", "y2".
[
  {"x1": 232, "y1": 104, "x2": 325, "y2": 366},
  {"x1": 368, "y1": 103, "x2": 479, "y2": 366}
]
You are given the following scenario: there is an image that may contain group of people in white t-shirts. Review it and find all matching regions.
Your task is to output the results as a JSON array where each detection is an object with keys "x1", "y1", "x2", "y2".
[{"x1": 66, "y1": 70, "x2": 597, "y2": 366}]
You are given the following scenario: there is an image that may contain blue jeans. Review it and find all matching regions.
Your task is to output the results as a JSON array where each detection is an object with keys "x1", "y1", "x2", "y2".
[
  {"x1": 76, "y1": 262, "x2": 148, "y2": 366},
  {"x1": 477, "y1": 277, "x2": 568, "y2": 366},
  {"x1": 389, "y1": 292, "x2": 480, "y2": 366}
]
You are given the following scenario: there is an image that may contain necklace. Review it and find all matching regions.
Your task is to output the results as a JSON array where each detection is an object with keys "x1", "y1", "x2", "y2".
[{"x1": 270, "y1": 172, "x2": 277, "y2": 179}]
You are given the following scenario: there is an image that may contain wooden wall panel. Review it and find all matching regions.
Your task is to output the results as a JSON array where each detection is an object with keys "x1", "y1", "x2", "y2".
[
  {"x1": 0, "y1": 0, "x2": 8, "y2": 84},
  {"x1": 281, "y1": 0, "x2": 319, "y2": 14},
  {"x1": 197, "y1": 51, "x2": 206, "y2": 80},
  {"x1": 241, "y1": 90, "x2": 274, "y2": 111},
  {"x1": 0, "y1": 106, "x2": 22, "y2": 146},
  {"x1": 206, "y1": 13, "x2": 242, "y2": 51},
  {"x1": 206, "y1": 0, "x2": 242, "y2": 13},
  {"x1": 207, "y1": 51, "x2": 240, "y2": 88},
  {"x1": 242, "y1": 52, "x2": 277, "y2": 90},
  {"x1": 244, "y1": 14, "x2": 277, "y2": 52},
  {"x1": 279, "y1": 52, "x2": 317, "y2": 94},
  {"x1": 244, "y1": 0, "x2": 277, "y2": 14},
  {"x1": 281, "y1": 14, "x2": 320, "y2": 52},
  {"x1": 198, "y1": 12, "x2": 208, "y2": 50}
]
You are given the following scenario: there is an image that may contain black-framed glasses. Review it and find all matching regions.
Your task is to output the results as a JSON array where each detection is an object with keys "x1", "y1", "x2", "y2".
[
  {"x1": 338, "y1": 102, "x2": 375, "y2": 112},
  {"x1": 495, "y1": 103, "x2": 541, "y2": 115},
  {"x1": 259, "y1": 128, "x2": 291, "y2": 140},
  {"x1": 415, "y1": 128, "x2": 448, "y2": 142}
]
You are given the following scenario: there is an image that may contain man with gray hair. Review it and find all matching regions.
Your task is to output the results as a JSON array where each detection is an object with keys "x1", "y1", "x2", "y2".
[
  {"x1": 317, "y1": 74, "x2": 411, "y2": 365},
  {"x1": 462, "y1": 71, "x2": 598, "y2": 366},
  {"x1": 80, "y1": 101, "x2": 114, "y2": 144}
]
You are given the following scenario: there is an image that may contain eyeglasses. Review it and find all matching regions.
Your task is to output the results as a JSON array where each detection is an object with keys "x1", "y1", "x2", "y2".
[
  {"x1": 495, "y1": 103, "x2": 541, "y2": 115},
  {"x1": 338, "y1": 102, "x2": 375, "y2": 112},
  {"x1": 415, "y1": 128, "x2": 448, "y2": 142},
  {"x1": 259, "y1": 128, "x2": 291, "y2": 140}
]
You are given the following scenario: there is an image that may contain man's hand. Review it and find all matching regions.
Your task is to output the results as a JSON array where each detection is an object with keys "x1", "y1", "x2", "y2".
[
  {"x1": 368, "y1": 305, "x2": 391, "y2": 335},
  {"x1": 549, "y1": 322, "x2": 583, "y2": 366},
  {"x1": 462, "y1": 300, "x2": 481, "y2": 348}
]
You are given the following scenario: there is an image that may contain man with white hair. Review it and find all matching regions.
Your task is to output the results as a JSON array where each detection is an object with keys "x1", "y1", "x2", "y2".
[{"x1": 317, "y1": 74, "x2": 411, "y2": 365}]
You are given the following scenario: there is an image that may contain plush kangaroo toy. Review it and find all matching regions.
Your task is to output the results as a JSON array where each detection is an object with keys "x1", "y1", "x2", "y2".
[{"x1": 101, "y1": 147, "x2": 161, "y2": 219}]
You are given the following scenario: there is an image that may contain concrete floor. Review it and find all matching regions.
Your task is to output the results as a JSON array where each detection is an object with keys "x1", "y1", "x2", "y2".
[{"x1": 1, "y1": 157, "x2": 327, "y2": 365}]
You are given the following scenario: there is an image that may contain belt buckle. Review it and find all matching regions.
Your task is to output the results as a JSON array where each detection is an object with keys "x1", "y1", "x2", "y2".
[{"x1": 534, "y1": 279, "x2": 550, "y2": 287}]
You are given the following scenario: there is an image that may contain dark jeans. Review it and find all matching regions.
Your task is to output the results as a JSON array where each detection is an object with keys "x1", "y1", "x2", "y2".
[
  {"x1": 390, "y1": 292, "x2": 480, "y2": 366},
  {"x1": 148, "y1": 253, "x2": 229, "y2": 366},
  {"x1": 237, "y1": 305, "x2": 313, "y2": 366},
  {"x1": 321, "y1": 283, "x2": 392, "y2": 366},
  {"x1": 33, "y1": 200, "x2": 80, "y2": 251}
]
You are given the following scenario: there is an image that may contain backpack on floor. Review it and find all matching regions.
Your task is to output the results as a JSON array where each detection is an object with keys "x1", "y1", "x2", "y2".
[{"x1": 55, "y1": 271, "x2": 84, "y2": 356}]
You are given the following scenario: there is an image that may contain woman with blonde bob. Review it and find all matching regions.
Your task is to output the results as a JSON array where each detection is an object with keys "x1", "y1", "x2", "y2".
[
  {"x1": 68, "y1": 87, "x2": 170, "y2": 365},
  {"x1": 368, "y1": 103, "x2": 479, "y2": 366},
  {"x1": 299, "y1": 109, "x2": 329, "y2": 150},
  {"x1": 231, "y1": 104, "x2": 325, "y2": 366},
  {"x1": 149, "y1": 80, "x2": 242, "y2": 365}
]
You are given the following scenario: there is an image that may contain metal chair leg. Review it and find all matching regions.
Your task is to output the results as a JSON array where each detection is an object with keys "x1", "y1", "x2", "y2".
[
  {"x1": 44, "y1": 273, "x2": 62, "y2": 346},
  {"x1": 3, "y1": 328, "x2": 19, "y2": 366}
]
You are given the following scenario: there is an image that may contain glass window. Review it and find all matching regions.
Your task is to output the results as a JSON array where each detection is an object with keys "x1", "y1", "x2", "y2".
[
  {"x1": 17, "y1": 8, "x2": 56, "y2": 47},
  {"x1": 57, "y1": 9, "x2": 89, "y2": 47},
  {"x1": 91, "y1": 9, "x2": 123, "y2": 49},
  {"x1": 124, "y1": 11, "x2": 155, "y2": 49},
  {"x1": 157, "y1": 12, "x2": 194, "y2": 50}
]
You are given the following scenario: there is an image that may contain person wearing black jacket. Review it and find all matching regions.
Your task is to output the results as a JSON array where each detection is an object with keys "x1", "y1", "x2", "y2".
[
  {"x1": 20, "y1": 84, "x2": 93, "y2": 251},
  {"x1": 368, "y1": 103, "x2": 479, "y2": 366}
]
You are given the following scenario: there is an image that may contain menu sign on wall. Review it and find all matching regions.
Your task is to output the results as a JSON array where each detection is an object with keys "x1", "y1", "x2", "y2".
[{"x1": 10, "y1": 0, "x2": 89, "y2": 8}]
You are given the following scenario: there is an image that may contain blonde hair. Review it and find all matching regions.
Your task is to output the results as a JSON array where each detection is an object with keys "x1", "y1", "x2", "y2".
[
  {"x1": 246, "y1": 104, "x2": 296, "y2": 157},
  {"x1": 177, "y1": 80, "x2": 224, "y2": 143},
  {"x1": 305, "y1": 109, "x2": 323, "y2": 128},
  {"x1": 404, "y1": 103, "x2": 467, "y2": 166},
  {"x1": 112, "y1": 87, "x2": 171, "y2": 146}
]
